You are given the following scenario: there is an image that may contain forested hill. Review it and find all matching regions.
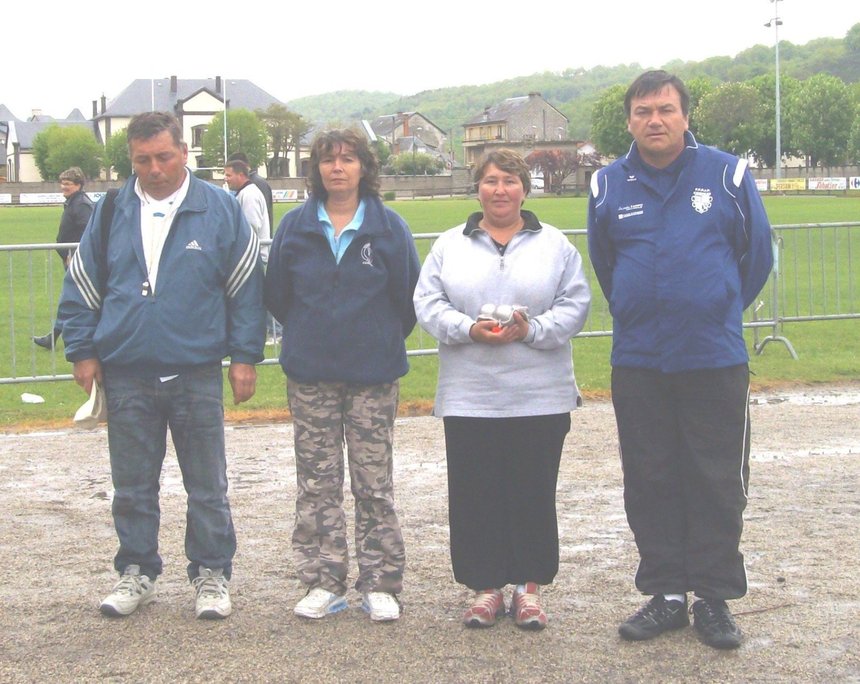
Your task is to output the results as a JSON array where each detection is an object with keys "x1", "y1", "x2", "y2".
[{"x1": 287, "y1": 24, "x2": 859, "y2": 142}]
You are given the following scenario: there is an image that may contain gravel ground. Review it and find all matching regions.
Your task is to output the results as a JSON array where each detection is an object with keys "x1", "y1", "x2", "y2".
[{"x1": 0, "y1": 383, "x2": 858, "y2": 683}]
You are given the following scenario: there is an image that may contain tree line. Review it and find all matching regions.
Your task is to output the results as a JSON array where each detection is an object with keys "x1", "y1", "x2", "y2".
[
  {"x1": 591, "y1": 72, "x2": 860, "y2": 168},
  {"x1": 287, "y1": 23, "x2": 860, "y2": 160}
]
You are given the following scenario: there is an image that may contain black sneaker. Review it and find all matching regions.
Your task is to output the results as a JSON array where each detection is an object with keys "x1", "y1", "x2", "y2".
[
  {"x1": 618, "y1": 595, "x2": 689, "y2": 641},
  {"x1": 691, "y1": 598, "x2": 743, "y2": 649},
  {"x1": 33, "y1": 333, "x2": 55, "y2": 350}
]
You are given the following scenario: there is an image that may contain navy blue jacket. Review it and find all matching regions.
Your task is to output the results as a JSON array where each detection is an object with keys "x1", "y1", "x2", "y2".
[
  {"x1": 587, "y1": 132, "x2": 773, "y2": 372},
  {"x1": 55, "y1": 190, "x2": 94, "y2": 261},
  {"x1": 265, "y1": 195, "x2": 420, "y2": 384},
  {"x1": 59, "y1": 173, "x2": 265, "y2": 374}
]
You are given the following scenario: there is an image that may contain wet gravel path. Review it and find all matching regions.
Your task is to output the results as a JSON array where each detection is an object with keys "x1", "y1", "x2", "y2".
[{"x1": 0, "y1": 384, "x2": 857, "y2": 682}]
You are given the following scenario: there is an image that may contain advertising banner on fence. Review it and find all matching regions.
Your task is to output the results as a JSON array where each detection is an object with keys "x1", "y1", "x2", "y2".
[
  {"x1": 849, "y1": 177, "x2": 860, "y2": 190},
  {"x1": 20, "y1": 193, "x2": 65, "y2": 204},
  {"x1": 0, "y1": 194, "x2": 11, "y2": 205},
  {"x1": 755, "y1": 179, "x2": 768, "y2": 192},
  {"x1": 770, "y1": 178, "x2": 806, "y2": 192},
  {"x1": 808, "y1": 177, "x2": 847, "y2": 191},
  {"x1": 273, "y1": 189, "x2": 301, "y2": 202}
]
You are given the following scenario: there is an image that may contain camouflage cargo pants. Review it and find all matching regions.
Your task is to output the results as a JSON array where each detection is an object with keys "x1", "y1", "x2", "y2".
[{"x1": 287, "y1": 377, "x2": 405, "y2": 595}]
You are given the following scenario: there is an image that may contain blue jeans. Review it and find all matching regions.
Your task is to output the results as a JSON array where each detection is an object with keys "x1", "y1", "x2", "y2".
[{"x1": 104, "y1": 363, "x2": 236, "y2": 581}]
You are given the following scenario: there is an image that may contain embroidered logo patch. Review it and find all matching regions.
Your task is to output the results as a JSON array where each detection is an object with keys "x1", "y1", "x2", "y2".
[
  {"x1": 185, "y1": 240, "x2": 202, "y2": 251},
  {"x1": 618, "y1": 203, "x2": 644, "y2": 220},
  {"x1": 360, "y1": 242, "x2": 374, "y2": 266},
  {"x1": 691, "y1": 188, "x2": 713, "y2": 214}
]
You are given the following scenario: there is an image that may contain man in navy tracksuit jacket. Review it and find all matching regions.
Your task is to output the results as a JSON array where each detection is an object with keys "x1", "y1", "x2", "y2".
[
  {"x1": 588, "y1": 71, "x2": 773, "y2": 649},
  {"x1": 59, "y1": 112, "x2": 265, "y2": 621}
]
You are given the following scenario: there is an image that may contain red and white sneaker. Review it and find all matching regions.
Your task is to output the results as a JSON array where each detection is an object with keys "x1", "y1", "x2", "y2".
[
  {"x1": 510, "y1": 582, "x2": 547, "y2": 631},
  {"x1": 463, "y1": 589, "x2": 506, "y2": 628}
]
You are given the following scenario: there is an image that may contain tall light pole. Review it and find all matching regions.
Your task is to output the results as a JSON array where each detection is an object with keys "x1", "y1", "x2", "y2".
[
  {"x1": 765, "y1": 0, "x2": 783, "y2": 178},
  {"x1": 222, "y1": 76, "x2": 229, "y2": 166}
]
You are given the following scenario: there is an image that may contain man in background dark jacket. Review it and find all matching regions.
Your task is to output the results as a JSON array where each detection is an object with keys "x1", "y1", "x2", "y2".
[{"x1": 33, "y1": 167, "x2": 94, "y2": 349}]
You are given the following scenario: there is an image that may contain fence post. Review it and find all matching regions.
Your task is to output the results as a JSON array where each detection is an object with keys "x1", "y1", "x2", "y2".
[{"x1": 754, "y1": 233, "x2": 799, "y2": 359}]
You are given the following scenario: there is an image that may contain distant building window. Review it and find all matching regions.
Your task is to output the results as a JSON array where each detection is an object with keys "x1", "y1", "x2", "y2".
[{"x1": 191, "y1": 125, "x2": 208, "y2": 148}]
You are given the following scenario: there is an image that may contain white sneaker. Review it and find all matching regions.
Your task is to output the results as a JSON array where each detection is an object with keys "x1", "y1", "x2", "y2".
[
  {"x1": 99, "y1": 565, "x2": 156, "y2": 616},
  {"x1": 362, "y1": 591, "x2": 401, "y2": 622},
  {"x1": 192, "y1": 567, "x2": 232, "y2": 620},
  {"x1": 294, "y1": 587, "x2": 348, "y2": 619}
]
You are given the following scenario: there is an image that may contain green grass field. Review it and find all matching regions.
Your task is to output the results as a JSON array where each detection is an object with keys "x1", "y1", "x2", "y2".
[{"x1": 0, "y1": 194, "x2": 858, "y2": 427}]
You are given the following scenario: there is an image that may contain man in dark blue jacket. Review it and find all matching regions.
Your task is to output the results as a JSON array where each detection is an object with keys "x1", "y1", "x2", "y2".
[
  {"x1": 33, "y1": 167, "x2": 93, "y2": 349},
  {"x1": 588, "y1": 71, "x2": 773, "y2": 650},
  {"x1": 59, "y1": 112, "x2": 265, "y2": 621}
]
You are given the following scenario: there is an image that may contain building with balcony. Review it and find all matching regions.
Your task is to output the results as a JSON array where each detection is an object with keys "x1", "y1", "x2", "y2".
[{"x1": 462, "y1": 92, "x2": 569, "y2": 167}]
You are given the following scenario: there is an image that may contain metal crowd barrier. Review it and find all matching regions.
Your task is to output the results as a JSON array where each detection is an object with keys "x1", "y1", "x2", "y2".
[
  {"x1": 1, "y1": 223, "x2": 858, "y2": 384},
  {"x1": 753, "y1": 223, "x2": 859, "y2": 359}
]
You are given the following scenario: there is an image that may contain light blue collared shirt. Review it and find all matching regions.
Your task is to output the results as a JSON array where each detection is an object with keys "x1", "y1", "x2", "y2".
[{"x1": 318, "y1": 199, "x2": 366, "y2": 264}]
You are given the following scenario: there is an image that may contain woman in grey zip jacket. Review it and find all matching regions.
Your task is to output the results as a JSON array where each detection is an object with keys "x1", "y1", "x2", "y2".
[{"x1": 414, "y1": 149, "x2": 590, "y2": 630}]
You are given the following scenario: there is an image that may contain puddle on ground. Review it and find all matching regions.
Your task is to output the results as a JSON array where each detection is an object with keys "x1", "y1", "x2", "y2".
[{"x1": 751, "y1": 391, "x2": 860, "y2": 406}]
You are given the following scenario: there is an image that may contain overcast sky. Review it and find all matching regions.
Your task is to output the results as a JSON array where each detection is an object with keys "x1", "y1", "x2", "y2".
[{"x1": 5, "y1": 0, "x2": 857, "y2": 119}]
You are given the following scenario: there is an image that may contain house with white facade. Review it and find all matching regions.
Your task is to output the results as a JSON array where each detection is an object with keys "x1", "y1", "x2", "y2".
[
  {"x1": 93, "y1": 75, "x2": 286, "y2": 176},
  {"x1": 4, "y1": 109, "x2": 93, "y2": 182},
  {"x1": 3, "y1": 76, "x2": 287, "y2": 182}
]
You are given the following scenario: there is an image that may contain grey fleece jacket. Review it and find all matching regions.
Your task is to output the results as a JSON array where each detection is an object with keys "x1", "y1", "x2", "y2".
[{"x1": 413, "y1": 211, "x2": 591, "y2": 418}]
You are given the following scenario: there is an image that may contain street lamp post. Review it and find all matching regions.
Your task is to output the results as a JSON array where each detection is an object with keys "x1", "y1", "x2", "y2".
[{"x1": 765, "y1": 0, "x2": 783, "y2": 179}]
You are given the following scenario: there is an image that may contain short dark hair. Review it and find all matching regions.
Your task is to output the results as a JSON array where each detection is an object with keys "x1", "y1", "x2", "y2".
[
  {"x1": 225, "y1": 159, "x2": 250, "y2": 176},
  {"x1": 624, "y1": 70, "x2": 690, "y2": 118},
  {"x1": 307, "y1": 129, "x2": 380, "y2": 201},
  {"x1": 126, "y1": 111, "x2": 183, "y2": 148},
  {"x1": 473, "y1": 149, "x2": 531, "y2": 195}
]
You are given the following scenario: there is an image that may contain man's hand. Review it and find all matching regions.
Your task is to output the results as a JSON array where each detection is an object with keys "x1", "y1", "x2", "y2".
[
  {"x1": 228, "y1": 362, "x2": 257, "y2": 404},
  {"x1": 73, "y1": 358, "x2": 103, "y2": 394}
]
